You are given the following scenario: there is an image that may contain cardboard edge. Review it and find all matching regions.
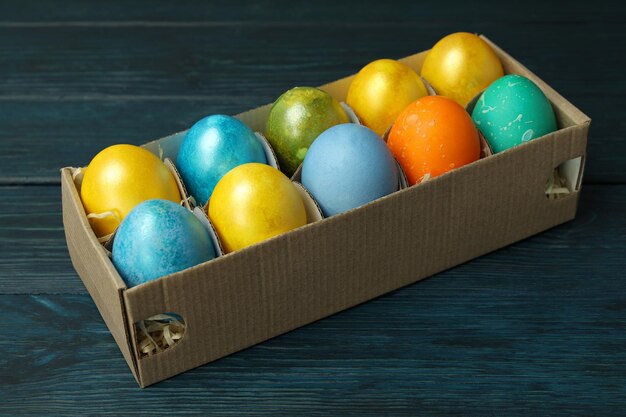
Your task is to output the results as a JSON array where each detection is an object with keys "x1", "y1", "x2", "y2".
[
  {"x1": 478, "y1": 130, "x2": 494, "y2": 158},
  {"x1": 340, "y1": 102, "x2": 362, "y2": 125},
  {"x1": 192, "y1": 206, "x2": 225, "y2": 256},
  {"x1": 395, "y1": 159, "x2": 409, "y2": 190},
  {"x1": 60, "y1": 167, "x2": 140, "y2": 385},
  {"x1": 255, "y1": 132, "x2": 281, "y2": 170},
  {"x1": 292, "y1": 182, "x2": 325, "y2": 222},
  {"x1": 164, "y1": 158, "x2": 194, "y2": 209},
  {"x1": 142, "y1": 130, "x2": 188, "y2": 162},
  {"x1": 420, "y1": 76, "x2": 437, "y2": 96},
  {"x1": 62, "y1": 168, "x2": 127, "y2": 291}
]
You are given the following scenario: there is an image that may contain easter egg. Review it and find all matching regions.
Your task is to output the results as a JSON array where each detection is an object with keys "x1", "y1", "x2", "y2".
[
  {"x1": 112, "y1": 199, "x2": 217, "y2": 288},
  {"x1": 81, "y1": 144, "x2": 181, "y2": 238},
  {"x1": 471, "y1": 74, "x2": 558, "y2": 153},
  {"x1": 208, "y1": 163, "x2": 307, "y2": 253},
  {"x1": 265, "y1": 87, "x2": 350, "y2": 177},
  {"x1": 176, "y1": 114, "x2": 267, "y2": 206},
  {"x1": 301, "y1": 124, "x2": 398, "y2": 217},
  {"x1": 346, "y1": 59, "x2": 428, "y2": 136},
  {"x1": 387, "y1": 95, "x2": 480, "y2": 185},
  {"x1": 421, "y1": 32, "x2": 504, "y2": 107}
]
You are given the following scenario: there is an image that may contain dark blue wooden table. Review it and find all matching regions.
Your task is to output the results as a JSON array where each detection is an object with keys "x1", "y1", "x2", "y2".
[{"x1": 1, "y1": 1, "x2": 624, "y2": 415}]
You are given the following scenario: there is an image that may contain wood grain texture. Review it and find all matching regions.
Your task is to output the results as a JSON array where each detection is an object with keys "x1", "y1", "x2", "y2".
[
  {"x1": 0, "y1": 276, "x2": 625, "y2": 415},
  {"x1": 0, "y1": 0, "x2": 624, "y2": 414},
  {"x1": 1, "y1": 184, "x2": 625, "y2": 295},
  {"x1": 0, "y1": 22, "x2": 620, "y2": 99},
  {"x1": 0, "y1": 0, "x2": 621, "y2": 23}
]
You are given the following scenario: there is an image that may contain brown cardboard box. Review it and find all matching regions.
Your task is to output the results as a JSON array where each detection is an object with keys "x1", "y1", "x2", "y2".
[{"x1": 61, "y1": 36, "x2": 590, "y2": 387}]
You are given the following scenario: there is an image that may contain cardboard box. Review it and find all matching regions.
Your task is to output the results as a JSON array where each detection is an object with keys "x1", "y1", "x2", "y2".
[{"x1": 61, "y1": 36, "x2": 590, "y2": 387}]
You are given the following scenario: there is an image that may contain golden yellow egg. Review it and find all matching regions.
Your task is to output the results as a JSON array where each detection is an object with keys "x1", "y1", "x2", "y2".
[
  {"x1": 346, "y1": 59, "x2": 428, "y2": 136},
  {"x1": 208, "y1": 163, "x2": 307, "y2": 253},
  {"x1": 421, "y1": 32, "x2": 504, "y2": 107},
  {"x1": 80, "y1": 144, "x2": 181, "y2": 238}
]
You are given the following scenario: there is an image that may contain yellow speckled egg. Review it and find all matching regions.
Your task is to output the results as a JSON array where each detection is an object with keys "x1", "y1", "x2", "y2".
[
  {"x1": 80, "y1": 144, "x2": 181, "y2": 238},
  {"x1": 421, "y1": 32, "x2": 504, "y2": 107},
  {"x1": 347, "y1": 59, "x2": 428, "y2": 136},
  {"x1": 208, "y1": 163, "x2": 307, "y2": 253}
]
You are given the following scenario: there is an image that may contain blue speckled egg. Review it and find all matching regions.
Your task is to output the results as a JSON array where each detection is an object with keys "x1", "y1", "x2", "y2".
[
  {"x1": 301, "y1": 124, "x2": 398, "y2": 216},
  {"x1": 176, "y1": 114, "x2": 267, "y2": 205},
  {"x1": 112, "y1": 199, "x2": 216, "y2": 288},
  {"x1": 471, "y1": 74, "x2": 558, "y2": 153}
]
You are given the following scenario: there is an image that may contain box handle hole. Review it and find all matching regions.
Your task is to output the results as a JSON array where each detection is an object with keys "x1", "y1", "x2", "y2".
[
  {"x1": 135, "y1": 313, "x2": 185, "y2": 359},
  {"x1": 545, "y1": 156, "x2": 583, "y2": 199}
]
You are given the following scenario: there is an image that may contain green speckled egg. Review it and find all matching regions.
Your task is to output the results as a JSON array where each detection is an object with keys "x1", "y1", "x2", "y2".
[
  {"x1": 471, "y1": 74, "x2": 557, "y2": 153},
  {"x1": 265, "y1": 87, "x2": 349, "y2": 176}
]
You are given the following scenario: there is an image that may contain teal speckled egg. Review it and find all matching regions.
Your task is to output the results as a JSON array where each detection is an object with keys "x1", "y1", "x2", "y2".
[{"x1": 471, "y1": 74, "x2": 557, "y2": 153}]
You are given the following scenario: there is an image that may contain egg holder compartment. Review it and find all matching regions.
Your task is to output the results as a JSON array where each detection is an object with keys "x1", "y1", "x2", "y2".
[
  {"x1": 61, "y1": 35, "x2": 590, "y2": 387},
  {"x1": 70, "y1": 161, "x2": 227, "y2": 358}
]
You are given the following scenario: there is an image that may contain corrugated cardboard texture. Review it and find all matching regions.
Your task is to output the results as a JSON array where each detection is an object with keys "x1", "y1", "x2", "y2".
[
  {"x1": 62, "y1": 37, "x2": 590, "y2": 387},
  {"x1": 61, "y1": 169, "x2": 138, "y2": 381}
]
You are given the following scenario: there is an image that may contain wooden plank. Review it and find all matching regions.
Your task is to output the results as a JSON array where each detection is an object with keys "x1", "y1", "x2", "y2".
[
  {"x1": 0, "y1": 100, "x2": 253, "y2": 184},
  {"x1": 0, "y1": 0, "x2": 618, "y2": 23},
  {"x1": 0, "y1": 282, "x2": 624, "y2": 414},
  {"x1": 0, "y1": 186, "x2": 75, "y2": 291},
  {"x1": 0, "y1": 24, "x2": 620, "y2": 99},
  {"x1": 1, "y1": 185, "x2": 625, "y2": 295}
]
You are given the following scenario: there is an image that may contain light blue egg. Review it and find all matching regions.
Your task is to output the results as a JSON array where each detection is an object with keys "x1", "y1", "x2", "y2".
[
  {"x1": 112, "y1": 199, "x2": 217, "y2": 288},
  {"x1": 471, "y1": 74, "x2": 558, "y2": 153},
  {"x1": 176, "y1": 114, "x2": 267, "y2": 205},
  {"x1": 301, "y1": 124, "x2": 398, "y2": 216}
]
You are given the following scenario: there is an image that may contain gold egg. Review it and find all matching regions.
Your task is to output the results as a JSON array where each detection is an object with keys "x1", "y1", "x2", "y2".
[
  {"x1": 80, "y1": 144, "x2": 181, "y2": 237},
  {"x1": 208, "y1": 163, "x2": 307, "y2": 253},
  {"x1": 347, "y1": 59, "x2": 428, "y2": 136},
  {"x1": 421, "y1": 32, "x2": 504, "y2": 107}
]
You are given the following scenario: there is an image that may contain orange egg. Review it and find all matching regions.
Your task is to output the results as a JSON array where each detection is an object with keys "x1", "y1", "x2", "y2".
[{"x1": 387, "y1": 95, "x2": 480, "y2": 185}]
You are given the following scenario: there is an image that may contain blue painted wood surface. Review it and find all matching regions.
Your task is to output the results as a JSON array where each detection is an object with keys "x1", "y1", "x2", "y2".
[{"x1": 0, "y1": 1, "x2": 624, "y2": 415}]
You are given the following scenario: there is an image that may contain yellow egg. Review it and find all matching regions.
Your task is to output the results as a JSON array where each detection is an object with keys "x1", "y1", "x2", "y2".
[
  {"x1": 80, "y1": 144, "x2": 181, "y2": 237},
  {"x1": 208, "y1": 163, "x2": 307, "y2": 253},
  {"x1": 346, "y1": 59, "x2": 428, "y2": 136},
  {"x1": 421, "y1": 32, "x2": 504, "y2": 107}
]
